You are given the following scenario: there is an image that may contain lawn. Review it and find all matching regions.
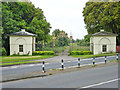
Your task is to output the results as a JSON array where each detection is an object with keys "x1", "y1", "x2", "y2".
[
  {"x1": 0, "y1": 55, "x2": 54, "y2": 66},
  {"x1": 65, "y1": 43, "x2": 90, "y2": 53},
  {"x1": 71, "y1": 53, "x2": 116, "y2": 59},
  {"x1": 44, "y1": 46, "x2": 66, "y2": 53}
]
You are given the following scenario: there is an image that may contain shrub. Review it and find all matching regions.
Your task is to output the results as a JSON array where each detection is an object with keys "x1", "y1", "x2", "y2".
[
  {"x1": 2, "y1": 47, "x2": 7, "y2": 56},
  {"x1": 83, "y1": 51, "x2": 93, "y2": 55},
  {"x1": 70, "y1": 51, "x2": 92, "y2": 55},
  {"x1": 33, "y1": 51, "x2": 55, "y2": 55}
]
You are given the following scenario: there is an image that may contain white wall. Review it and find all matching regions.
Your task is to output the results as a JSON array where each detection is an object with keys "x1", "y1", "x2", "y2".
[
  {"x1": 90, "y1": 36, "x2": 116, "y2": 55},
  {"x1": 10, "y1": 36, "x2": 35, "y2": 55}
]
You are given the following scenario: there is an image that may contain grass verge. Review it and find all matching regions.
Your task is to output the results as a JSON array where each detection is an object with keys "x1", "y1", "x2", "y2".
[
  {"x1": 110, "y1": 59, "x2": 120, "y2": 62},
  {"x1": 0, "y1": 55, "x2": 54, "y2": 66},
  {"x1": 71, "y1": 53, "x2": 116, "y2": 59}
]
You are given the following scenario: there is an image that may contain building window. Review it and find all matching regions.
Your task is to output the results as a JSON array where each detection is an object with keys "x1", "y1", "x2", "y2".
[
  {"x1": 102, "y1": 45, "x2": 107, "y2": 52},
  {"x1": 19, "y1": 45, "x2": 23, "y2": 52}
]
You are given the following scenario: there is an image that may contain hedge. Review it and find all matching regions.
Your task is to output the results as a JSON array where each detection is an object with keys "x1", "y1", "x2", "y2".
[
  {"x1": 70, "y1": 51, "x2": 92, "y2": 55},
  {"x1": 33, "y1": 51, "x2": 55, "y2": 55},
  {"x1": 2, "y1": 47, "x2": 7, "y2": 56}
]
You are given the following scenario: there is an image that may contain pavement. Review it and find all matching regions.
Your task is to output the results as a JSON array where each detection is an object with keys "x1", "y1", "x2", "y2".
[
  {"x1": 2, "y1": 55, "x2": 119, "y2": 82},
  {"x1": 2, "y1": 64, "x2": 118, "y2": 88}
]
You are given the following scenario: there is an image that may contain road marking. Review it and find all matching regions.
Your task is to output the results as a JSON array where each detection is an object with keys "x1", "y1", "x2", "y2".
[
  {"x1": 81, "y1": 78, "x2": 119, "y2": 88},
  {"x1": 2, "y1": 63, "x2": 50, "y2": 70}
]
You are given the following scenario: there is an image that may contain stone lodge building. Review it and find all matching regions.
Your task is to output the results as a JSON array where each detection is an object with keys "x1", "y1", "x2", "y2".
[
  {"x1": 90, "y1": 30, "x2": 118, "y2": 55},
  {"x1": 9, "y1": 29, "x2": 36, "y2": 55}
]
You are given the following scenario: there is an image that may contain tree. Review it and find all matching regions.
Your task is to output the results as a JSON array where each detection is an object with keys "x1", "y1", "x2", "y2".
[
  {"x1": 52, "y1": 29, "x2": 69, "y2": 47},
  {"x1": 52, "y1": 29, "x2": 61, "y2": 37},
  {"x1": 56, "y1": 37, "x2": 69, "y2": 47},
  {"x1": 83, "y1": 2, "x2": 120, "y2": 45},
  {"x1": 2, "y1": 2, "x2": 51, "y2": 55}
]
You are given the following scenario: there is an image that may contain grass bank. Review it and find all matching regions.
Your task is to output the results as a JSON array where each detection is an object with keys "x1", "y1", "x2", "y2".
[
  {"x1": 71, "y1": 53, "x2": 116, "y2": 59},
  {"x1": 0, "y1": 55, "x2": 54, "y2": 66},
  {"x1": 110, "y1": 59, "x2": 120, "y2": 62}
]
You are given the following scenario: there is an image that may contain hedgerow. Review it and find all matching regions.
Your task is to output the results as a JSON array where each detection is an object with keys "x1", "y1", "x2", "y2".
[{"x1": 33, "y1": 51, "x2": 55, "y2": 55}]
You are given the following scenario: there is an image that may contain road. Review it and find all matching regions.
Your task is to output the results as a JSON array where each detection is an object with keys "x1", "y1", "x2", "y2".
[
  {"x1": 2, "y1": 64, "x2": 118, "y2": 88},
  {"x1": 2, "y1": 55, "x2": 118, "y2": 76}
]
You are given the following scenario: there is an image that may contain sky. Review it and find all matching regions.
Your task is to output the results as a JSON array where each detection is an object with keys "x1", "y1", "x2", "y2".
[{"x1": 30, "y1": 0, "x2": 89, "y2": 40}]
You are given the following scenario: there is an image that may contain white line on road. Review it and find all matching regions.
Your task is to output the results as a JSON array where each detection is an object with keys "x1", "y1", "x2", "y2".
[
  {"x1": 2, "y1": 63, "x2": 49, "y2": 70},
  {"x1": 81, "y1": 78, "x2": 119, "y2": 88},
  {"x1": 51, "y1": 62, "x2": 105, "y2": 70}
]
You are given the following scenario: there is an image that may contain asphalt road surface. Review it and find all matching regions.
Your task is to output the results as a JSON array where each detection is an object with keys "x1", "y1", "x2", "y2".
[
  {"x1": 2, "y1": 64, "x2": 118, "y2": 88},
  {"x1": 2, "y1": 55, "x2": 118, "y2": 76}
]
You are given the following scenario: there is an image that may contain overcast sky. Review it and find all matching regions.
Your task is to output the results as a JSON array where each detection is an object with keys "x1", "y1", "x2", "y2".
[{"x1": 30, "y1": 0, "x2": 89, "y2": 40}]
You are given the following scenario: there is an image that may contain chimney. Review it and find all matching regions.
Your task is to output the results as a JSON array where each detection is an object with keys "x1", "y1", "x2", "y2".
[
  {"x1": 100, "y1": 30, "x2": 104, "y2": 32},
  {"x1": 21, "y1": 29, "x2": 25, "y2": 32}
]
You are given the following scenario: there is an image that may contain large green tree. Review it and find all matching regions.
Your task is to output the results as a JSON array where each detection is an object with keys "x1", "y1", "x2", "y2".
[
  {"x1": 52, "y1": 29, "x2": 69, "y2": 47},
  {"x1": 2, "y1": 2, "x2": 51, "y2": 54},
  {"x1": 83, "y1": 2, "x2": 120, "y2": 45}
]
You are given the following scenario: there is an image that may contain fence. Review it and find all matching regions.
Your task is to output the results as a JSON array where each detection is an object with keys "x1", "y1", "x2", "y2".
[{"x1": 41, "y1": 54, "x2": 119, "y2": 72}]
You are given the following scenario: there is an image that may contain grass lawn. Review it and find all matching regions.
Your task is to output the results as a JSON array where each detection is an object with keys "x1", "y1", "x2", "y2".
[
  {"x1": 44, "y1": 46, "x2": 66, "y2": 53},
  {"x1": 65, "y1": 43, "x2": 90, "y2": 53},
  {"x1": 71, "y1": 53, "x2": 116, "y2": 59},
  {"x1": 0, "y1": 55, "x2": 54, "y2": 66}
]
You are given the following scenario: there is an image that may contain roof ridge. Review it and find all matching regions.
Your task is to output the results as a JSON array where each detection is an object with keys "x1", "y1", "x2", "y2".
[
  {"x1": 8, "y1": 30, "x2": 37, "y2": 36},
  {"x1": 91, "y1": 31, "x2": 118, "y2": 36}
]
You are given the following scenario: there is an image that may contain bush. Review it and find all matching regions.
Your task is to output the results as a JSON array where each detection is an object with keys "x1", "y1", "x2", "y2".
[
  {"x1": 33, "y1": 51, "x2": 55, "y2": 55},
  {"x1": 2, "y1": 47, "x2": 7, "y2": 56},
  {"x1": 83, "y1": 51, "x2": 93, "y2": 55},
  {"x1": 70, "y1": 51, "x2": 92, "y2": 55}
]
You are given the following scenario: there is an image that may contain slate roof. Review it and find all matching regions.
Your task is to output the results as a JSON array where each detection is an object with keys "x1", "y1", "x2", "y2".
[
  {"x1": 91, "y1": 31, "x2": 118, "y2": 36},
  {"x1": 8, "y1": 30, "x2": 37, "y2": 36}
]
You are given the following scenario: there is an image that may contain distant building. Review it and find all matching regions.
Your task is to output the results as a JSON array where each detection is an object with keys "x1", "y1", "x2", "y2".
[
  {"x1": 90, "y1": 30, "x2": 118, "y2": 55},
  {"x1": 9, "y1": 29, "x2": 36, "y2": 55}
]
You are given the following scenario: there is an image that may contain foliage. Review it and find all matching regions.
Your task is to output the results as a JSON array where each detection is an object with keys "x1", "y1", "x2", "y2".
[
  {"x1": 76, "y1": 35, "x2": 90, "y2": 46},
  {"x1": 52, "y1": 29, "x2": 61, "y2": 37},
  {"x1": 83, "y1": 2, "x2": 120, "y2": 45},
  {"x1": 34, "y1": 29, "x2": 69, "y2": 52},
  {"x1": 2, "y1": 2, "x2": 51, "y2": 55},
  {"x1": 70, "y1": 51, "x2": 92, "y2": 55},
  {"x1": 52, "y1": 29, "x2": 69, "y2": 47},
  {"x1": 56, "y1": 37, "x2": 69, "y2": 47},
  {"x1": 33, "y1": 51, "x2": 55, "y2": 55},
  {"x1": 2, "y1": 47, "x2": 7, "y2": 56}
]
